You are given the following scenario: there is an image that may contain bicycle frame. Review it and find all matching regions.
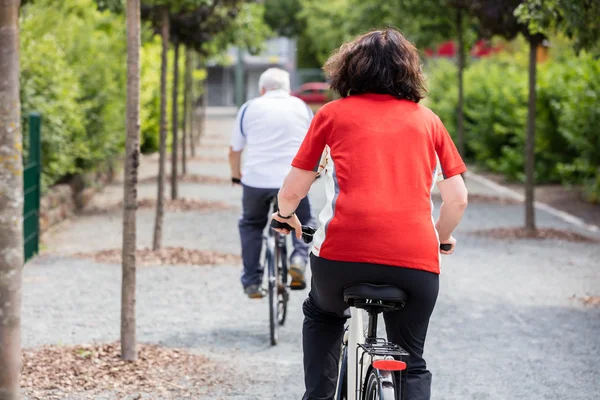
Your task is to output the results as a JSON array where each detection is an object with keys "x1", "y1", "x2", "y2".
[
  {"x1": 265, "y1": 213, "x2": 291, "y2": 346},
  {"x1": 346, "y1": 307, "x2": 364, "y2": 400},
  {"x1": 336, "y1": 306, "x2": 408, "y2": 400},
  {"x1": 265, "y1": 226, "x2": 288, "y2": 279},
  {"x1": 333, "y1": 307, "x2": 367, "y2": 400},
  {"x1": 267, "y1": 229, "x2": 289, "y2": 292}
]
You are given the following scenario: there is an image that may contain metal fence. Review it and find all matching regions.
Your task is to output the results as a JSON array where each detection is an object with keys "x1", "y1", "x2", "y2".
[{"x1": 23, "y1": 112, "x2": 41, "y2": 262}]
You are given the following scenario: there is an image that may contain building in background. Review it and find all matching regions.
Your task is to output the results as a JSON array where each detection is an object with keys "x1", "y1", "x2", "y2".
[{"x1": 205, "y1": 37, "x2": 297, "y2": 107}]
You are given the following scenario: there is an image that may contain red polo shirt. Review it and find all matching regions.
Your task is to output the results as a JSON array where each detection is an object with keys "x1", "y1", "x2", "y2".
[{"x1": 292, "y1": 93, "x2": 466, "y2": 274}]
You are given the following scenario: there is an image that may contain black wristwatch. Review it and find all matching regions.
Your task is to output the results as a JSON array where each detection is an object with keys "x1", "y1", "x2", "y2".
[{"x1": 277, "y1": 211, "x2": 294, "y2": 219}]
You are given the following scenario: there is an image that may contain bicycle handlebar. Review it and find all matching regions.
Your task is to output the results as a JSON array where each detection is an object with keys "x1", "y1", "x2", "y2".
[
  {"x1": 270, "y1": 220, "x2": 317, "y2": 244},
  {"x1": 272, "y1": 220, "x2": 454, "y2": 251}
]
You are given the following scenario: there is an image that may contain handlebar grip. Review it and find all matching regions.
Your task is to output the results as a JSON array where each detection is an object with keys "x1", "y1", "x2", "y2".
[
  {"x1": 270, "y1": 220, "x2": 317, "y2": 244},
  {"x1": 271, "y1": 220, "x2": 294, "y2": 231},
  {"x1": 440, "y1": 243, "x2": 453, "y2": 251}
]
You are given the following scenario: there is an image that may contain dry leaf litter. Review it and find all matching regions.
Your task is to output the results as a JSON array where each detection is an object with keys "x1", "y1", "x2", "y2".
[
  {"x1": 135, "y1": 198, "x2": 232, "y2": 212},
  {"x1": 22, "y1": 343, "x2": 226, "y2": 400},
  {"x1": 75, "y1": 248, "x2": 240, "y2": 266},
  {"x1": 140, "y1": 175, "x2": 230, "y2": 185},
  {"x1": 578, "y1": 296, "x2": 600, "y2": 307},
  {"x1": 189, "y1": 156, "x2": 228, "y2": 163},
  {"x1": 469, "y1": 227, "x2": 599, "y2": 243},
  {"x1": 431, "y1": 193, "x2": 521, "y2": 205}
]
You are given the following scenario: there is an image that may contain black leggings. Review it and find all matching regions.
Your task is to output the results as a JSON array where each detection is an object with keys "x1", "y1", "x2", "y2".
[{"x1": 302, "y1": 254, "x2": 439, "y2": 400}]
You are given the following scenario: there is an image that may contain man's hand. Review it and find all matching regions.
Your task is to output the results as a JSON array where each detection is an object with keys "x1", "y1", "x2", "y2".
[{"x1": 229, "y1": 147, "x2": 243, "y2": 185}]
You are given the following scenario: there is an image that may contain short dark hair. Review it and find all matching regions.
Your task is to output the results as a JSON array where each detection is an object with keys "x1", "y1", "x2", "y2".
[{"x1": 324, "y1": 28, "x2": 427, "y2": 103}]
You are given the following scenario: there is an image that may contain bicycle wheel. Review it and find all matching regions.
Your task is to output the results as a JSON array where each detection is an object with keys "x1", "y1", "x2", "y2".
[
  {"x1": 267, "y1": 245, "x2": 278, "y2": 346},
  {"x1": 364, "y1": 368, "x2": 395, "y2": 400},
  {"x1": 276, "y1": 241, "x2": 288, "y2": 326}
]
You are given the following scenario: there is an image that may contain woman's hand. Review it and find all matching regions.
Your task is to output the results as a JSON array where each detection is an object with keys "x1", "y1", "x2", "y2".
[
  {"x1": 271, "y1": 212, "x2": 303, "y2": 240},
  {"x1": 439, "y1": 235, "x2": 456, "y2": 255}
]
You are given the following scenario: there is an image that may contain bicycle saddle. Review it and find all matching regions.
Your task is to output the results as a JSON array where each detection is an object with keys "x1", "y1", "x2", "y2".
[{"x1": 343, "y1": 284, "x2": 408, "y2": 310}]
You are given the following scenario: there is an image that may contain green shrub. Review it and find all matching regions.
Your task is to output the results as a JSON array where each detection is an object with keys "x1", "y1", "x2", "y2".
[
  {"x1": 140, "y1": 36, "x2": 162, "y2": 153},
  {"x1": 424, "y1": 58, "x2": 458, "y2": 140},
  {"x1": 554, "y1": 54, "x2": 600, "y2": 202},
  {"x1": 20, "y1": 0, "x2": 164, "y2": 188},
  {"x1": 425, "y1": 51, "x2": 600, "y2": 200},
  {"x1": 139, "y1": 39, "x2": 188, "y2": 154},
  {"x1": 479, "y1": 58, "x2": 575, "y2": 183},
  {"x1": 20, "y1": 6, "x2": 88, "y2": 190},
  {"x1": 464, "y1": 58, "x2": 529, "y2": 178}
]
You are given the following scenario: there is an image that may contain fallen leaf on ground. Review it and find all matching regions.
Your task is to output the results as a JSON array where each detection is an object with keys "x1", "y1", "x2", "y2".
[
  {"x1": 21, "y1": 343, "x2": 227, "y2": 399},
  {"x1": 136, "y1": 198, "x2": 233, "y2": 211},
  {"x1": 579, "y1": 296, "x2": 600, "y2": 307},
  {"x1": 431, "y1": 193, "x2": 521, "y2": 205},
  {"x1": 89, "y1": 198, "x2": 234, "y2": 214},
  {"x1": 189, "y1": 155, "x2": 228, "y2": 163},
  {"x1": 74, "y1": 247, "x2": 241, "y2": 266},
  {"x1": 468, "y1": 227, "x2": 599, "y2": 243},
  {"x1": 140, "y1": 174, "x2": 230, "y2": 185},
  {"x1": 147, "y1": 155, "x2": 227, "y2": 163},
  {"x1": 198, "y1": 142, "x2": 227, "y2": 149}
]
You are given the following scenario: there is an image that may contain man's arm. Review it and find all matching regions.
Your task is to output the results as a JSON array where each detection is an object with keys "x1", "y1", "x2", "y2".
[
  {"x1": 229, "y1": 146, "x2": 242, "y2": 181},
  {"x1": 230, "y1": 102, "x2": 250, "y2": 182}
]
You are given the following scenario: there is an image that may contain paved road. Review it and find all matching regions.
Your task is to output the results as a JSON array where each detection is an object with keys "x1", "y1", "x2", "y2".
[{"x1": 26, "y1": 108, "x2": 600, "y2": 399}]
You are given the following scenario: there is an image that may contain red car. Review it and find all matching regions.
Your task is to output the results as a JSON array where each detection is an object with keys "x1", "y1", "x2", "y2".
[{"x1": 292, "y1": 82, "x2": 330, "y2": 105}]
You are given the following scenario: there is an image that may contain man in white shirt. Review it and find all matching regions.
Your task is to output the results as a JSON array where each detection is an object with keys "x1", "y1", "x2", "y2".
[{"x1": 229, "y1": 68, "x2": 314, "y2": 299}]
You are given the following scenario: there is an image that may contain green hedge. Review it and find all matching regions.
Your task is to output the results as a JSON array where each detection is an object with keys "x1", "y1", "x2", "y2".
[
  {"x1": 140, "y1": 36, "x2": 162, "y2": 154},
  {"x1": 425, "y1": 53, "x2": 600, "y2": 202},
  {"x1": 20, "y1": 0, "x2": 164, "y2": 191}
]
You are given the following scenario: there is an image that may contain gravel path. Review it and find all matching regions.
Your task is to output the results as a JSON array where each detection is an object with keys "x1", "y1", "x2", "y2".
[{"x1": 26, "y1": 108, "x2": 600, "y2": 399}]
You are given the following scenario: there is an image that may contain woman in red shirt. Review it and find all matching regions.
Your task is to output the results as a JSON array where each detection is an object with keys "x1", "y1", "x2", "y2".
[{"x1": 273, "y1": 28, "x2": 468, "y2": 400}]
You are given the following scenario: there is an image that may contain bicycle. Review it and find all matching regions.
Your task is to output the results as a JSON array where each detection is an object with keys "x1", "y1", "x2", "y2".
[
  {"x1": 335, "y1": 243, "x2": 453, "y2": 400},
  {"x1": 264, "y1": 212, "x2": 315, "y2": 346}
]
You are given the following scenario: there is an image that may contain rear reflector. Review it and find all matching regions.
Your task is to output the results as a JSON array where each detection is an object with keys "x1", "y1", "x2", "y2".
[{"x1": 373, "y1": 360, "x2": 407, "y2": 371}]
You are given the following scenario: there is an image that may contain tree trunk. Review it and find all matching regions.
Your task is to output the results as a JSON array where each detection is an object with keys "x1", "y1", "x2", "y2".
[
  {"x1": 152, "y1": 7, "x2": 169, "y2": 251},
  {"x1": 182, "y1": 46, "x2": 191, "y2": 175},
  {"x1": 170, "y1": 41, "x2": 180, "y2": 200},
  {"x1": 121, "y1": 0, "x2": 140, "y2": 362},
  {"x1": 196, "y1": 81, "x2": 207, "y2": 147},
  {"x1": 201, "y1": 86, "x2": 207, "y2": 140},
  {"x1": 456, "y1": 7, "x2": 465, "y2": 158},
  {"x1": 189, "y1": 52, "x2": 195, "y2": 158},
  {"x1": 525, "y1": 39, "x2": 537, "y2": 232},
  {"x1": 0, "y1": 1, "x2": 23, "y2": 399},
  {"x1": 181, "y1": 71, "x2": 187, "y2": 175}
]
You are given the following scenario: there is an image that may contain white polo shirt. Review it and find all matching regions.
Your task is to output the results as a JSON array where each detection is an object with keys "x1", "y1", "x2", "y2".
[{"x1": 230, "y1": 89, "x2": 314, "y2": 188}]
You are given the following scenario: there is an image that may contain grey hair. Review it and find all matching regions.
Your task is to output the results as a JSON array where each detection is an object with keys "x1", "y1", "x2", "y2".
[{"x1": 258, "y1": 68, "x2": 291, "y2": 93}]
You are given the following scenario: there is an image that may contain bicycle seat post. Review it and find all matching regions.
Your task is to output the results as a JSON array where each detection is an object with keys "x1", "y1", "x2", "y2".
[{"x1": 366, "y1": 306, "x2": 379, "y2": 342}]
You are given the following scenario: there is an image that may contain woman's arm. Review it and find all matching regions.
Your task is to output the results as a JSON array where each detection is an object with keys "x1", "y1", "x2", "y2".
[
  {"x1": 436, "y1": 174, "x2": 468, "y2": 254},
  {"x1": 273, "y1": 107, "x2": 328, "y2": 237},
  {"x1": 272, "y1": 167, "x2": 317, "y2": 239}
]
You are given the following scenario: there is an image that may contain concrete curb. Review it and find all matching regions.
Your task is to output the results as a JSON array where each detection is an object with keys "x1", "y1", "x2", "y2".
[{"x1": 466, "y1": 171, "x2": 600, "y2": 234}]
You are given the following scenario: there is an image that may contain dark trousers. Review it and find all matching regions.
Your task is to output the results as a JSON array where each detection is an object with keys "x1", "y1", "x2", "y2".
[
  {"x1": 303, "y1": 254, "x2": 439, "y2": 400},
  {"x1": 238, "y1": 184, "x2": 313, "y2": 288}
]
